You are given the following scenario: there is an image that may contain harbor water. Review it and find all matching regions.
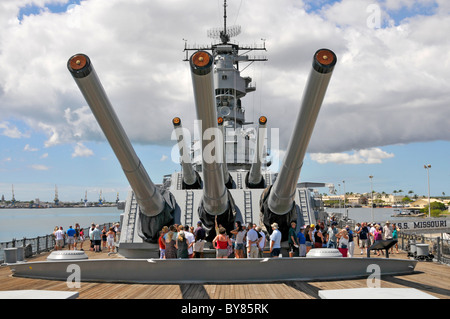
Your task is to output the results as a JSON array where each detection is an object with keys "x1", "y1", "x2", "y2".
[
  {"x1": 0, "y1": 206, "x2": 121, "y2": 243},
  {"x1": 325, "y1": 207, "x2": 413, "y2": 224},
  {"x1": 0, "y1": 206, "x2": 401, "y2": 243}
]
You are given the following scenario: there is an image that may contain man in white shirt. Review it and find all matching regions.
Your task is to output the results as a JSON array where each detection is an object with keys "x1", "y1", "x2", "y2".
[
  {"x1": 184, "y1": 225, "x2": 195, "y2": 258},
  {"x1": 246, "y1": 225, "x2": 259, "y2": 258},
  {"x1": 383, "y1": 221, "x2": 393, "y2": 240},
  {"x1": 269, "y1": 223, "x2": 282, "y2": 257},
  {"x1": 256, "y1": 226, "x2": 266, "y2": 258},
  {"x1": 369, "y1": 223, "x2": 376, "y2": 246},
  {"x1": 54, "y1": 226, "x2": 64, "y2": 250}
]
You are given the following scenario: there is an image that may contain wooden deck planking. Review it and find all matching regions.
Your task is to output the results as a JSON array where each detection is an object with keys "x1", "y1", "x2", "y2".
[{"x1": 1, "y1": 249, "x2": 449, "y2": 299}]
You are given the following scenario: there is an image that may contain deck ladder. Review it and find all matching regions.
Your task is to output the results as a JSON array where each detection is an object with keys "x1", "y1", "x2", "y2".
[
  {"x1": 177, "y1": 173, "x2": 183, "y2": 190},
  {"x1": 184, "y1": 191, "x2": 194, "y2": 226},
  {"x1": 298, "y1": 189, "x2": 312, "y2": 226},
  {"x1": 265, "y1": 172, "x2": 271, "y2": 186},
  {"x1": 236, "y1": 173, "x2": 242, "y2": 189},
  {"x1": 244, "y1": 190, "x2": 253, "y2": 224},
  {"x1": 126, "y1": 193, "x2": 139, "y2": 242}
]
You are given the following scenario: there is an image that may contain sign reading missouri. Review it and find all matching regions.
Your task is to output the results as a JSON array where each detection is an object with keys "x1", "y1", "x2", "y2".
[{"x1": 395, "y1": 218, "x2": 450, "y2": 232}]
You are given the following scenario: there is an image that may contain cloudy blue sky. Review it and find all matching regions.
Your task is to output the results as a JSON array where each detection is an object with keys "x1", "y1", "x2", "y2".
[{"x1": 0, "y1": 0, "x2": 449, "y2": 202}]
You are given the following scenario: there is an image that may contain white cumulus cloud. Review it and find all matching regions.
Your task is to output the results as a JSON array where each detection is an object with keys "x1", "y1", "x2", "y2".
[
  {"x1": 310, "y1": 148, "x2": 395, "y2": 164},
  {"x1": 31, "y1": 164, "x2": 49, "y2": 171},
  {"x1": 72, "y1": 142, "x2": 94, "y2": 158},
  {"x1": 0, "y1": 121, "x2": 28, "y2": 139},
  {"x1": 24, "y1": 144, "x2": 39, "y2": 152},
  {"x1": 0, "y1": 0, "x2": 448, "y2": 156}
]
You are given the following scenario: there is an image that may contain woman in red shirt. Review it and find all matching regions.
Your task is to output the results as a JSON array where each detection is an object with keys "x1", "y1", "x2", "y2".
[{"x1": 213, "y1": 227, "x2": 231, "y2": 258}]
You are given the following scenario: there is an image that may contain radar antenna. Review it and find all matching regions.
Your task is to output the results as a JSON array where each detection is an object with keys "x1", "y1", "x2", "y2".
[{"x1": 207, "y1": 0, "x2": 241, "y2": 43}]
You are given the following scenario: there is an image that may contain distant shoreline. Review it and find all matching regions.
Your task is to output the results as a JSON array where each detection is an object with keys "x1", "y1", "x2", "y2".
[{"x1": 0, "y1": 204, "x2": 119, "y2": 209}]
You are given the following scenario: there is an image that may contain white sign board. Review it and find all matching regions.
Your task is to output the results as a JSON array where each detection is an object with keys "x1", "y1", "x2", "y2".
[{"x1": 395, "y1": 218, "x2": 450, "y2": 233}]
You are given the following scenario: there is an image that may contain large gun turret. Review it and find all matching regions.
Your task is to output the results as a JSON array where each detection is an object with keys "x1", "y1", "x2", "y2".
[
  {"x1": 189, "y1": 51, "x2": 236, "y2": 237},
  {"x1": 246, "y1": 116, "x2": 267, "y2": 188},
  {"x1": 260, "y1": 49, "x2": 337, "y2": 239},
  {"x1": 67, "y1": 54, "x2": 175, "y2": 243},
  {"x1": 172, "y1": 117, "x2": 202, "y2": 189}
]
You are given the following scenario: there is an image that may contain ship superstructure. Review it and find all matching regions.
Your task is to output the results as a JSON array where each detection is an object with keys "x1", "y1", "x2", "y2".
[
  {"x1": 183, "y1": 1, "x2": 267, "y2": 174},
  {"x1": 67, "y1": 1, "x2": 336, "y2": 258}
]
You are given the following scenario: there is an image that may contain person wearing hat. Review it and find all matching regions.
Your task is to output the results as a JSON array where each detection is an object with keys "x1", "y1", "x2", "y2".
[
  {"x1": 297, "y1": 225, "x2": 307, "y2": 257},
  {"x1": 269, "y1": 223, "x2": 282, "y2": 257},
  {"x1": 288, "y1": 221, "x2": 299, "y2": 257}
]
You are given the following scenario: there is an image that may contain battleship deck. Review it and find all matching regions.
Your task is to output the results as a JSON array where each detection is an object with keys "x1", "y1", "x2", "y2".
[{"x1": 0, "y1": 249, "x2": 449, "y2": 299}]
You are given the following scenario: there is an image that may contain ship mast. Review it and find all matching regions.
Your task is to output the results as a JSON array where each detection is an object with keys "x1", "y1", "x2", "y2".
[
  {"x1": 183, "y1": 0, "x2": 268, "y2": 171},
  {"x1": 221, "y1": 0, "x2": 229, "y2": 43}
]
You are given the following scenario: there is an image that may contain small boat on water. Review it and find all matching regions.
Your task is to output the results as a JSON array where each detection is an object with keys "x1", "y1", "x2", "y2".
[{"x1": 392, "y1": 209, "x2": 425, "y2": 217}]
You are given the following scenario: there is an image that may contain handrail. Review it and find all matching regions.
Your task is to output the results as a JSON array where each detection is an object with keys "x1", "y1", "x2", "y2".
[{"x1": 0, "y1": 222, "x2": 116, "y2": 263}]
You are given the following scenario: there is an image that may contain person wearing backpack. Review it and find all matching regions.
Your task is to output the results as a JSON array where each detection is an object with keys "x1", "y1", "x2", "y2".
[{"x1": 357, "y1": 222, "x2": 369, "y2": 255}]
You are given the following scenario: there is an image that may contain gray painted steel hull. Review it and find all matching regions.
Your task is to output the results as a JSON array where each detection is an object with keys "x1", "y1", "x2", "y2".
[{"x1": 9, "y1": 257, "x2": 417, "y2": 284}]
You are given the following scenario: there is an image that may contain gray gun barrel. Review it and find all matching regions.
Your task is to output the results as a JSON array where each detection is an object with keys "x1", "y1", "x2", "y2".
[
  {"x1": 217, "y1": 117, "x2": 233, "y2": 188},
  {"x1": 268, "y1": 49, "x2": 337, "y2": 215},
  {"x1": 172, "y1": 117, "x2": 199, "y2": 187},
  {"x1": 67, "y1": 54, "x2": 165, "y2": 217},
  {"x1": 190, "y1": 51, "x2": 229, "y2": 215},
  {"x1": 247, "y1": 116, "x2": 267, "y2": 188}
]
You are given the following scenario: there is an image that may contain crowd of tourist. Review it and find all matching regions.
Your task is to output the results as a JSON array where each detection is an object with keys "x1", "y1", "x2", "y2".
[
  {"x1": 158, "y1": 219, "x2": 400, "y2": 259},
  {"x1": 158, "y1": 223, "x2": 204, "y2": 259},
  {"x1": 52, "y1": 222, "x2": 121, "y2": 253},
  {"x1": 285, "y1": 219, "x2": 399, "y2": 258},
  {"x1": 52, "y1": 219, "x2": 399, "y2": 259}
]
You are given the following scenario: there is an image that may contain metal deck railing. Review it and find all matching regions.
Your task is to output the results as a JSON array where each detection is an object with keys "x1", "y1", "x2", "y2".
[{"x1": 0, "y1": 222, "x2": 117, "y2": 263}]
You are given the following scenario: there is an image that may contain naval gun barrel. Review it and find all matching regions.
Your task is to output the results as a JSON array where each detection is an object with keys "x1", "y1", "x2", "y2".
[
  {"x1": 189, "y1": 51, "x2": 228, "y2": 215},
  {"x1": 67, "y1": 54, "x2": 167, "y2": 219},
  {"x1": 247, "y1": 116, "x2": 267, "y2": 188},
  {"x1": 261, "y1": 49, "x2": 336, "y2": 238},
  {"x1": 217, "y1": 117, "x2": 233, "y2": 188},
  {"x1": 172, "y1": 117, "x2": 202, "y2": 189},
  {"x1": 189, "y1": 51, "x2": 235, "y2": 237},
  {"x1": 268, "y1": 49, "x2": 336, "y2": 214}
]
